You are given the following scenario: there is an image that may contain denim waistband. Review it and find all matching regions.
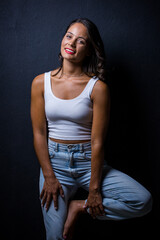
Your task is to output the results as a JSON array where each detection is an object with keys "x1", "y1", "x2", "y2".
[{"x1": 48, "y1": 138, "x2": 91, "y2": 152}]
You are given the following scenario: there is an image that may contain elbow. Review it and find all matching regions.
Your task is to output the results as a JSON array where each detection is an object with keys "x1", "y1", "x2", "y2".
[
  {"x1": 33, "y1": 130, "x2": 47, "y2": 145},
  {"x1": 91, "y1": 130, "x2": 107, "y2": 147},
  {"x1": 91, "y1": 138, "x2": 104, "y2": 150},
  {"x1": 91, "y1": 127, "x2": 109, "y2": 149}
]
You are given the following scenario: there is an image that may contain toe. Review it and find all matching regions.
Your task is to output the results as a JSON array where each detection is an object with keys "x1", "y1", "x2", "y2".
[{"x1": 63, "y1": 224, "x2": 69, "y2": 239}]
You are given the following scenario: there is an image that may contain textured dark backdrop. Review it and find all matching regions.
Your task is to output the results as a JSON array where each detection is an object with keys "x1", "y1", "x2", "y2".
[{"x1": 0, "y1": 0, "x2": 159, "y2": 239}]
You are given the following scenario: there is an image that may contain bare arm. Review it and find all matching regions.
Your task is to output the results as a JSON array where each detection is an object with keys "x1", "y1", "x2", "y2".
[
  {"x1": 31, "y1": 74, "x2": 64, "y2": 210},
  {"x1": 31, "y1": 74, "x2": 53, "y2": 177},
  {"x1": 86, "y1": 80, "x2": 111, "y2": 217}
]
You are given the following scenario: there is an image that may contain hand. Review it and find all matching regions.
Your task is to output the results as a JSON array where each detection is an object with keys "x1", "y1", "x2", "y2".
[
  {"x1": 40, "y1": 176, "x2": 64, "y2": 211},
  {"x1": 85, "y1": 189, "x2": 104, "y2": 219}
]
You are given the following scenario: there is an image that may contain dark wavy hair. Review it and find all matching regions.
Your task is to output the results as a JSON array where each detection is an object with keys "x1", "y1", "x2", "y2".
[{"x1": 54, "y1": 18, "x2": 106, "y2": 82}]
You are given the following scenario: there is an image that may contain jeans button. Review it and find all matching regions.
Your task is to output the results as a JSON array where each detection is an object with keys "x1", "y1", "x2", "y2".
[{"x1": 68, "y1": 145, "x2": 73, "y2": 149}]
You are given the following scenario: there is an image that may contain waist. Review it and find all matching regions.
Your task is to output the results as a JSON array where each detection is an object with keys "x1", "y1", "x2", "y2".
[
  {"x1": 49, "y1": 137, "x2": 91, "y2": 144},
  {"x1": 48, "y1": 138, "x2": 91, "y2": 152}
]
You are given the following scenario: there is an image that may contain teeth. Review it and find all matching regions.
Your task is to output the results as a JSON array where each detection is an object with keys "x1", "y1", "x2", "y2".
[{"x1": 66, "y1": 49, "x2": 75, "y2": 53}]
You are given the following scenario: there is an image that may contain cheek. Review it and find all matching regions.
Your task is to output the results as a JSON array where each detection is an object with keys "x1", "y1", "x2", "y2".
[
  {"x1": 61, "y1": 37, "x2": 67, "y2": 48},
  {"x1": 61, "y1": 39, "x2": 64, "y2": 48},
  {"x1": 60, "y1": 39, "x2": 66, "y2": 54}
]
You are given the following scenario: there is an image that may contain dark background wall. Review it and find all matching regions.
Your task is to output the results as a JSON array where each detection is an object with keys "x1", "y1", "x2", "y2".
[{"x1": 0, "y1": 0, "x2": 159, "y2": 239}]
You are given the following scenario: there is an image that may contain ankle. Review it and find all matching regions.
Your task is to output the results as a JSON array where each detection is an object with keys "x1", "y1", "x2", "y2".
[{"x1": 71, "y1": 200, "x2": 86, "y2": 213}]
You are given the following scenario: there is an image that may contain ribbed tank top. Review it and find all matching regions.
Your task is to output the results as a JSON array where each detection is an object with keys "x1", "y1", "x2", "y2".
[{"x1": 44, "y1": 71, "x2": 99, "y2": 140}]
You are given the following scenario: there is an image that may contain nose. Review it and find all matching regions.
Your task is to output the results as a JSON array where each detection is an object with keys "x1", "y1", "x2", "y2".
[{"x1": 69, "y1": 38, "x2": 76, "y2": 47}]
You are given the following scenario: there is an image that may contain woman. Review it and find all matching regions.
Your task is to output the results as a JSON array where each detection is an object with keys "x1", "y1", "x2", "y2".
[{"x1": 31, "y1": 18, "x2": 152, "y2": 240}]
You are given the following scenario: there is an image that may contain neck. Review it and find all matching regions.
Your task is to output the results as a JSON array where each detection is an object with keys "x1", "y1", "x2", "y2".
[{"x1": 62, "y1": 60, "x2": 83, "y2": 77}]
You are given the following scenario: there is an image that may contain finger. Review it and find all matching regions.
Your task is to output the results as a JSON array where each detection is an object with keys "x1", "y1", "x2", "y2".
[
  {"x1": 41, "y1": 192, "x2": 47, "y2": 207},
  {"x1": 94, "y1": 206, "x2": 101, "y2": 216},
  {"x1": 88, "y1": 207, "x2": 92, "y2": 215},
  {"x1": 40, "y1": 189, "x2": 44, "y2": 199},
  {"x1": 59, "y1": 185, "x2": 64, "y2": 198},
  {"x1": 53, "y1": 194, "x2": 58, "y2": 210},
  {"x1": 99, "y1": 204, "x2": 105, "y2": 215},
  {"x1": 45, "y1": 194, "x2": 52, "y2": 211},
  {"x1": 93, "y1": 206, "x2": 100, "y2": 217},
  {"x1": 93, "y1": 205, "x2": 103, "y2": 216},
  {"x1": 89, "y1": 207, "x2": 96, "y2": 219}
]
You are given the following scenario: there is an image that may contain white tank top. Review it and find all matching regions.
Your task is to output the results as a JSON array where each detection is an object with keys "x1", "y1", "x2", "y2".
[{"x1": 44, "y1": 71, "x2": 99, "y2": 140}]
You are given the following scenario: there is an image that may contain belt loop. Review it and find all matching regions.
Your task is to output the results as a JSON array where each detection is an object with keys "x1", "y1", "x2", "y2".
[
  {"x1": 80, "y1": 143, "x2": 83, "y2": 153},
  {"x1": 55, "y1": 142, "x2": 58, "y2": 152}
]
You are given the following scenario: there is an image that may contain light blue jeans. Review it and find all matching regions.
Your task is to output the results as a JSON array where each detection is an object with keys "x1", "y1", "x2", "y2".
[{"x1": 39, "y1": 139, "x2": 152, "y2": 240}]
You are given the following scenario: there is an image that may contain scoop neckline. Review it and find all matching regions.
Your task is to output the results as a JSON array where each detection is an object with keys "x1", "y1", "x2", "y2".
[{"x1": 49, "y1": 71, "x2": 95, "y2": 101}]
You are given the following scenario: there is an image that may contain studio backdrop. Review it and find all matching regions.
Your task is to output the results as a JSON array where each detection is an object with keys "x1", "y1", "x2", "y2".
[{"x1": 0, "y1": 0, "x2": 159, "y2": 239}]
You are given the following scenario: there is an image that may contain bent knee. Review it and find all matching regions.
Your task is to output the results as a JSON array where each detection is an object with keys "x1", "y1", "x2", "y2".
[
  {"x1": 139, "y1": 190, "x2": 152, "y2": 216},
  {"x1": 133, "y1": 189, "x2": 152, "y2": 217}
]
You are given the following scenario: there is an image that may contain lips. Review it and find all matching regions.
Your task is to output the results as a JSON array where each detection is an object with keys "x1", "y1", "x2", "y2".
[{"x1": 65, "y1": 48, "x2": 76, "y2": 54}]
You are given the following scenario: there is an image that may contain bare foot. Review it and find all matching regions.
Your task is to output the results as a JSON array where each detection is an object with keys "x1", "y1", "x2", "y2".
[{"x1": 63, "y1": 200, "x2": 86, "y2": 240}]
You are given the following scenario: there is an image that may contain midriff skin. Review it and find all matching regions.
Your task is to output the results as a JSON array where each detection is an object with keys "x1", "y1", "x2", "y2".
[{"x1": 49, "y1": 137, "x2": 90, "y2": 144}]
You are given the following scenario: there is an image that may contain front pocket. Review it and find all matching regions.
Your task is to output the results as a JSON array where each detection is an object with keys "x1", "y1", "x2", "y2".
[
  {"x1": 48, "y1": 150, "x2": 55, "y2": 159},
  {"x1": 84, "y1": 151, "x2": 92, "y2": 160}
]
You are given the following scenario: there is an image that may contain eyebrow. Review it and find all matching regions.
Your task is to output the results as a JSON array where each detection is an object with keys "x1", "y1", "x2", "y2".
[{"x1": 67, "y1": 31, "x2": 87, "y2": 41}]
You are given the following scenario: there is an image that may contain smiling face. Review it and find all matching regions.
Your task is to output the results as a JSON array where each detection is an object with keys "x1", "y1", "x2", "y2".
[{"x1": 60, "y1": 23, "x2": 90, "y2": 64}]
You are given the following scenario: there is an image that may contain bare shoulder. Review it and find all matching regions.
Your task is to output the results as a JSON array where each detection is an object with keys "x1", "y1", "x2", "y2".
[
  {"x1": 32, "y1": 73, "x2": 44, "y2": 87},
  {"x1": 91, "y1": 80, "x2": 110, "y2": 101},
  {"x1": 31, "y1": 73, "x2": 45, "y2": 94}
]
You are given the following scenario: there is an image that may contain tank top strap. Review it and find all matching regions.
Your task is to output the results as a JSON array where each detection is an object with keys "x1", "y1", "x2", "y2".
[
  {"x1": 44, "y1": 71, "x2": 52, "y2": 100},
  {"x1": 85, "y1": 76, "x2": 99, "y2": 99}
]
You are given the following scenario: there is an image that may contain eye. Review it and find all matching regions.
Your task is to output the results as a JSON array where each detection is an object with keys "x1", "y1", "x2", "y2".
[
  {"x1": 77, "y1": 39, "x2": 85, "y2": 45},
  {"x1": 66, "y1": 34, "x2": 72, "y2": 39}
]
